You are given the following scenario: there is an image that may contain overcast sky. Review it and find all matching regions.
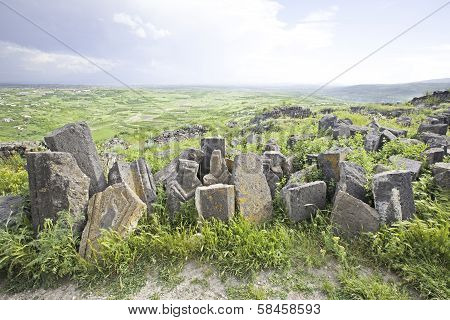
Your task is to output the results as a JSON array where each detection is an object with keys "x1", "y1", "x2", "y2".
[{"x1": 0, "y1": 0, "x2": 449, "y2": 86}]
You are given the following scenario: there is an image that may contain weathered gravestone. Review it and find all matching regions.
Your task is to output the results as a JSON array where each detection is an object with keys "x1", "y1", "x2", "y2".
[
  {"x1": 79, "y1": 183, "x2": 146, "y2": 258},
  {"x1": 167, "y1": 159, "x2": 202, "y2": 217},
  {"x1": 282, "y1": 181, "x2": 326, "y2": 222},
  {"x1": 44, "y1": 122, "x2": 106, "y2": 196},
  {"x1": 203, "y1": 150, "x2": 231, "y2": 186},
  {"x1": 27, "y1": 152, "x2": 90, "y2": 234},
  {"x1": 331, "y1": 191, "x2": 380, "y2": 238},
  {"x1": 195, "y1": 184, "x2": 235, "y2": 222},
  {"x1": 232, "y1": 153, "x2": 272, "y2": 223},
  {"x1": 108, "y1": 158, "x2": 157, "y2": 215},
  {"x1": 372, "y1": 170, "x2": 415, "y2": 224}
]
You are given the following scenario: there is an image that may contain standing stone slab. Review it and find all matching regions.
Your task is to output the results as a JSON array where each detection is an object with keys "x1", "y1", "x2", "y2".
[
  {"x1": 262, "y1": 158, "x2": 280, "y2": 199},
  {"x1": 44, "y1": 122, "x2": 106, "y2": 196},
  {"x1": 336, "y1": 161, "x2": 367, "y2": 202},
  {"x1": 201, "y1": 138, "x2": 225, "y2": 178},
  {"x1": 79, "y1": 183, "x2": 146, "y2": 258},
  {"x1": 332, "y1": 191, "x2": 380, "y2": 238},
  {"x1": 232, "y1": 153, "x2": 272, "y2": 224},
  {"x1": 0, "y1": 195, "x2": 23, "y2": 228},
  {"x1": 372, "y1": 170, "x2": 415, "y2": 224},
  {"x1": 432, "y1": 162, "x2": 450, "y2": 189},
  {"x1": 195, "y1": 184, "x2": 235, "y2": 222},
  {"x1": 26, "y1": 152, "x2": 90, "y2": 234},
  {"x1": 364, "y1": 130, "x2": 381, "y2": 152},
  {"x1": 108, "y1": 158, "x2": 157, "y2": 215},
  {"x1": 167, "y1": 159, "x2": 202, "y2": 217},
  {"x1": 317, "y1": 148, "x2": 350, "y2": 183},
  {"x1": 389, "y1": 156, "x2": 422, "y2": 180},
  {"x1": 282, "y1": 181, "x2": 326, "y2": 222}
]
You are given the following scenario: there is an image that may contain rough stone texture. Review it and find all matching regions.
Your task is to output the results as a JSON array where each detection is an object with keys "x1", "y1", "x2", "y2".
[
  {"x1": 282, "y1": 181, "x2": 326, "y2": 222},
  {"x1": 26, "y1": 152, "x2": 90, "y2": 234},
  {"x1": 246, "y1": 133, "x2": 262, "y2": 145},
  {"x1": 332, "y1": 125, "x2": 351, "y2": 139},
  {"x1": 232, "y1": 153, "x2": 272, "y2": 223},
  {"x1": 79, "y1": 183, "x2": 146, "y2": 258},
  {"x1": 336, "y1": 161, "x2": 367, "y2": 202},
  {"x1": 0, "y1": 141, "x2": 43, "y2": 159},
  {"x1": 167, "y1": 159, "x2": 203, "y2": 217},
  {"x1": 108, "y1": 158, "x2": 157, "y2": 215},
  {"x1": 331, "y1": 191, "x2": 380, "y2": 238},
  {"x1": 154, "y1": 148, "x2": 204, "y2": 185},
  {"x1": 195, "y1": 184, "x2": 235, "y2": 222},
  {"x1": 317, "y1": 148, "x2": 350, "y2": 182},
  {"x1": 200, "y1": 137, "x2": 226, "y2": 178},
  {"x1": 287, "y1": 135, "x2": 301, "y2": 149},
  {"x1": 380, "y1": 126, "x2": 407, "y2": 137},
  {"x1": 432, "y1": 162, "x2": 450, "y2": 189},
  {"x1": 381, "y1": 129, "x2": 397, "y2": 142},
  {"x1": 372, "y1": 170, "x2": 415, "y2": 224},
  {"x1": 348, "y1": 125, "x2": 368, "y2": 136},
  {"x1": 396, "y1": 116, "x2": 412, "y2": 126},
  {"x1": 44, "y1": 122, "x2": 106, "y2": 196},
  {"x1": 318, "y1": 114, "x2": 337, "y2": 131},
  {"x1": 0, "y1": 195, "x2": 23, "y2": 228},
  {"x1": 203, "y1": 150, "x2": 231, "y2": 186},
  {"x1": 374, "y1": 164, "x2": 390, "y2": 174},
  {"x1": 364, "y1": 130, "x2": 381, "y2": 152},
  {"x1": 418, "y1": 132, "x2": 448, "y2": 154},
  {"x1": 389, "y1": 156, "x2": 422, "y2": 180},
  {"x1": 423, "y1": 148, "x2": 445, "y2": 165},
  {"x1": 264, "y1": 139, "x2": 280, "y2": 152},
  {"x1": 418, "y1": 123, "x2": 448, "y2": 136},
  {"x1": 262, "y1": 158, "x2": 280, "y2": 198},
  {"x1": 399, "y1": 138, "x2": 422, "y2": 145},
  {"x1": 263, "y1": 151, "x2": 290, "y2": 178}
]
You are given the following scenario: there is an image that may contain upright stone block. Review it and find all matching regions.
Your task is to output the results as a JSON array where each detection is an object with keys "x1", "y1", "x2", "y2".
[
  {"x1": 26, "y1": 152, "x2": 90, "y2": 234},
  {"x1": 282, "y1": 181, "x2": 326, "y2": 222},
  {"x1": 195, "y1": 184, "x2": 235, "y2": 222},
  {"x1": 336, "y1": 161, "x2": 367, "y2": 202},
  {"x1": 79, "y1": 183, "x2": 146, "y2": 258},
  {"x1": 154, "y1": 148, "x2": 204, "y2": 185},
  {"x1": 232, "y1": 153, "x2": 272, "y2": 223},
  {"x1": 201, "y1": 137, "x2": 226, "y2": 178},
  {"x1": 203, "y1": 150, "x2": 231, "y2": 186},
  {"x1": 317, "y1": 148, "x2": 350, "y2": 183},
  {"x1": 372, "y1": 170, "x2": 415, "y2": 224},
  {"x1": 44, "y1": 122, "x2": 106, "y2": 196}
]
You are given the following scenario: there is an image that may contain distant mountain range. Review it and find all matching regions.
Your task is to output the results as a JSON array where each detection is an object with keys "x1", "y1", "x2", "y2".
[{"x1": 319, "y1": 78, "x2": 450, "y2": 103}]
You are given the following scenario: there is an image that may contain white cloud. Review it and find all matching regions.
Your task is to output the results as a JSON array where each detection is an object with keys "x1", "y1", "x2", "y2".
[
  {"x1": 0, "y1": 41, "x2": 116, "y2": 74},
  {"x1": 113, "y1": 12, "x2": 170, "y2": 39}
]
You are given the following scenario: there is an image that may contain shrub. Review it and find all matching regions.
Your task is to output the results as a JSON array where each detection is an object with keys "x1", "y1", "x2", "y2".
[{"x1": 0, "y1": 155, "x2": 29, "y2": 196}]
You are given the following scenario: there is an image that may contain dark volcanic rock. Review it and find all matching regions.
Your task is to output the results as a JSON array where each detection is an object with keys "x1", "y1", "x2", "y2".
[
  {"x1": 250, "y1": 106, "x2": 312, "y2": 124},
  {"x1": 154, "y1": 148, "x2": 204, "y2": 185},
  {"x1": 418, "y1": 123, "x2": 448, "y2": 136},
  {"x1": 389, "y1": 156, "x2": 422, "y2": 180},
  {"x1": 418, "y1": 132, "x2": 448, "y2": 154},
  {"x1": 200, "y1": 137, "x2": 226, "y2": 179},
  {"x1": 331, "y1": 191, "x2": 380, "y2": 238},
  {"x1": 423, "y1": 148, "x2": 445, "y2": 165},
  {"x1": 432, "y1": 162, "x2": 450, "y2": 189},
  {"x1": 318, "y1": 114, "x2": 337, "y2": 131},
  {"x1": 195, "y1": 184, "x2": 235, "y2": 222},
  {"x1": 372, "y1": 170, "x2": 415, "y2": 224},
  {"x1": 149, "y1": 124, "x2": 207, "y2": 144},
  {"x1": 0, "y1": 141, "x2": 43, "y2": 159},
  {"x1": 26, "y1": 152, "x2": 90, "y2": 235},
  {"x1": 44, "y1": 122, "x2": 106, "y2": 196},
  {"x1": 336, "y1": 161, "x2": 367, "y2": 202},
  {"x1": 282, "y1": 181, "x2": 326, "y2": 222}
]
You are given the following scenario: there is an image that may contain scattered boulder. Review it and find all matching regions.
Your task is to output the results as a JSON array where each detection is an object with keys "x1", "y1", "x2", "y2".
[
  {"x1": 374, "y1": 164, "x2": 390, "y2": 174},
  {"x1": 195, "y1": 184, "x2": 235, "y2": 222},
  {"x1": 317, "y1": 148, "x2": 350, "y2": 183},
  {"x1": 0, "y1": 195, "x2": 23, "y2": 228},
  {"x1": 372, "y1": 170, "x2": 415, "y2": 224},
  {"x1": 108, "y1": 158, "x2": 157, "y2": 215},
  {"x1": 250, "y1": 106, "x2": 312, "y2": 124},
  {"x1": 167, "y1": 159, "x2": 203, "y2": 217},
  {"x1": 380, "y1": 126, "x2": 407, "y2": 137},
  {"x1": 336, "y1": 161, "x2": 367, "y2": 202},
  {"x1": 79, "y1": 183, "x2": 146, "y2": 258},
  {"x1": 246, "y1": 133, "x2": 262, "y2": 145},
  {"x1": 418, "y1": 132, "x2": 448, "y2": 154},
  {"x1": 0, "y1": 141, "x2": 42, "y2": 159},
  {"x1": 263, "y1": 151, "x2": 290, "y2": 178},
  {"x1": 381, "y1": 129, "x2": 397, "y2": 142},
  {"x1": 154, "y1": 148, "x2": 204, "y2": 185},
  {"x1": 389, "y1": 156, "x2": 422, "y2": 179},
  {"x1": 26, "y1": 152, "x2": 90, "y2": 234},
  {"x1": 318, "y1": 114, "x2": 337, "y2": 131},
  {"x1": 200, "y1": 137, "x2": 226, "y2": 178},
  {"x1": 149, "y1": 124, "x2": 206, "y2": 144},
  {"x1": 432, "y1": 162, "x2": 450, "y2": 189},
  {"x1": 282, "y1": 181, "x2": 326, "y2": 222},
  {"x1": 396, "y1": 116, "x2": 411, "y2": 126},
  {"x1": 423, "y1": 148, "x2": 445, "y2": 166},
  {"x1": 44, "y1": 122, "x2": 106, "y2": 196},
  {"x1": 264, "y1": 139, "x2": 281, "y2": 152},
  {"x1": 364, "y1": 130, "x2": 382, "y2": 152},
  {"x1": 232, "y1": 153, "x2": 272, "y2": 223},
  {"x1": 331, "y1": 191, "x2": 380, "y2": 238},
  {"x1": 332, "y1": 125, "x2": 351, "y2": 139},
  {"x1": 418, "y1": 123, "x2": 448, "y2": 136},
  {"x1": 203, "y1": 150, "x2": 231, "y2": 186}
]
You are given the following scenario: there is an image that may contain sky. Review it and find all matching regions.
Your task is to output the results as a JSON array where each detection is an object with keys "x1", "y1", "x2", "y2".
[{"x1": 0, "y1": 0, "x2": 449, "y2": 86}]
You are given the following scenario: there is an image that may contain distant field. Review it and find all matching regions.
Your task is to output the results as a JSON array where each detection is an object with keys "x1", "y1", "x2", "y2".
[{"x1": 0, "y1": 88, "x2": 339, "y2": 143}]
